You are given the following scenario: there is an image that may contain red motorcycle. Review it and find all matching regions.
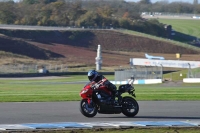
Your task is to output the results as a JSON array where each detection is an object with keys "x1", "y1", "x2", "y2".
[{"x1": 79, "y1": 77, "x2": 139, "y2": 117}]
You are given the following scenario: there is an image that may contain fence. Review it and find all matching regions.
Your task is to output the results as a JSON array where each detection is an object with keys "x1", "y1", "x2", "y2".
[
  {"x1": 0, "y1": 64, "x2": 68, "y2": 74},
  {"x1": 114, "y1": 66, "x2": 163, "y2": 81},
  {"x1": 155, "y1": 67, "x2": 200, "y2": 81},
  {"x1": 1, "y1": 64, "x2": 199, "y2": 79},
  {"x1": 188, "y1": 67, "x2": 200, "y2": 78}
]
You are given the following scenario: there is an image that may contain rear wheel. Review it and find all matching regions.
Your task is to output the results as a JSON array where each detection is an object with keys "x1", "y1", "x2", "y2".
[
  {"x1": 80, "y1": 99, "x2": 97, "y2": 117},
  {"x1": 121, "y1": 96, "x2": 139, "y2": 117}
]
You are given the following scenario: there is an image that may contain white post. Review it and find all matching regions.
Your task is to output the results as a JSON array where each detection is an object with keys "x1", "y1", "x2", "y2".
[
  {"x1": 35, "y1": 65, "x2": 38, "y2": 73},
  {"x1": 95, "y1": 45, "x2": 102, "y2": 71}
]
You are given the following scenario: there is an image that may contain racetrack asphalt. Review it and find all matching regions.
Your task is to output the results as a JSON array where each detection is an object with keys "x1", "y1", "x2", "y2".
[
  {"x1": 0, "y1": 76, "x2": 199, "y2": 126},
  {"x1": 0, "y1": 101, "x2": 200, "y2": 124}
]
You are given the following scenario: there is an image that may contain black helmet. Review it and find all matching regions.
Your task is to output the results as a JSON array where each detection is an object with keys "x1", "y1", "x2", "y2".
[{"x1": 88, "y1": 70, "x2": 98, "y2": 81}]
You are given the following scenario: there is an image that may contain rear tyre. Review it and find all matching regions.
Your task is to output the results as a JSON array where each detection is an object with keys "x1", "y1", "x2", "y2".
[
  {"x1": 121, "y1": 96, "x2": 139, "y2": 117},
  {"x1": 80, "y1": 99, "x2": 97, "y2": 117}
]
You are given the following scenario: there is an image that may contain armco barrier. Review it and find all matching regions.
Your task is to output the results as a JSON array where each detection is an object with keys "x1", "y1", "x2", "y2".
[
  {"x1": 183, "y1": 78, "x2": 200, "y2": 83},
  {"x1": 111, "y1": 79, "x2": 162, "y2": 85}
]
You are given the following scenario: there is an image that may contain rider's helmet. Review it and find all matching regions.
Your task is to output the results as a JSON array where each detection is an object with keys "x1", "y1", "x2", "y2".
[{"x1": 88, "y1": 70, "x2": 98, "y2": 82}]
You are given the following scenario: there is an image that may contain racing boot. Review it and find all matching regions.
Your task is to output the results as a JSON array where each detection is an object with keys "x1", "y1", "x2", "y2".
[
  {"x1": 111, "y1": 90, "x2": 121, "y2": 105},
  {"x1": 113, "y1": 90, "x2": 119, "y2": 97}
]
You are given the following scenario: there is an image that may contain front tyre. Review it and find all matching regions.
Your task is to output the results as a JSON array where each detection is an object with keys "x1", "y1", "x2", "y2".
[
  {"x1": 80, "y1": 99, "x2": 97, "y2": 117},
  {"x1": 121, "y1": 96, "x2": 139, "y2": 117}
]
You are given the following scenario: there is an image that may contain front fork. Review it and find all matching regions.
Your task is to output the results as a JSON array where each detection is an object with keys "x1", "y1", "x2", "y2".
[
  {"x1": 87, "y1": 98, "x2": 92, "y2": 104},
  {"x1": 86, "y1": 98, "x2": 95, "y2": 108}
]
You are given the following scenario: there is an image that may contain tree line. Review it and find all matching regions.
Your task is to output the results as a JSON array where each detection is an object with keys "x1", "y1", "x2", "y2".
[{"x1": 0, "y1": 0, "x2": 200, "y2": 37}]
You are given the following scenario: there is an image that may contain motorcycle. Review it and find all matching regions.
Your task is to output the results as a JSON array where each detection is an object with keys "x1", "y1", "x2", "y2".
[{"x1": 79, "y1": 77, "x2": 139, "y2": 117}]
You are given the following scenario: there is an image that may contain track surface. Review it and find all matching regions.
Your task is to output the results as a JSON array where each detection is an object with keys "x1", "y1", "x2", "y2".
[{"x1": 0, "y1": 101, "x2": 200, "y2": 124}]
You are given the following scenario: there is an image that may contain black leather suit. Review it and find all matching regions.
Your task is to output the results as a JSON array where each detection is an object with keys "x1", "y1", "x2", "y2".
[{"x1": 93, "y1": 74, "x2": 117, "y2": 96}]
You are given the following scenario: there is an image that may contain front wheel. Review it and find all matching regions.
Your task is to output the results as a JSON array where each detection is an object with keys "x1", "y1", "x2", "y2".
[
  {"x1": 121, "y1": 96, "x2": 139, "y2": 117},
  {"x1": 80, "y1": 99, "x2": 98, "y2": 117}
]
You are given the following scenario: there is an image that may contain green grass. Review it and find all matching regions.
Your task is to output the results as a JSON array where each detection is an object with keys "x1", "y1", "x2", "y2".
[
  {"x1": 163, "y1": 70, "x2": 188, "y2": 81},
  {"x1": 158, "y1": 19, "x2": 200, "y2": 38},
  {"x1": 27, "y1": 127, "x2": 200, "y2": 133},
  {"x1": 2, "y1": 127, "x2": 200, "y2": 133},
  {"x1": 0, "y1": 75, "x2": 114, "y2": 83},
  {"x1": 0, "y1": 75, "x2": 200, "y2": 102},
  {"x1": 163, "y1": 67, "x2": 200, "y2": 81},
  {"x1": 118, "y1": 19, "x2": 200, "y2": 53},
  {"x1": 117, "y1": 29, "x2": 200, "y2": 52}
]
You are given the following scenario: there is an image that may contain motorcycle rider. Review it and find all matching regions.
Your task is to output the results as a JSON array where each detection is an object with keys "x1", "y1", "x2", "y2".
[{"x1": 87, "y1": 70, "x2": 118, "y2": 97}]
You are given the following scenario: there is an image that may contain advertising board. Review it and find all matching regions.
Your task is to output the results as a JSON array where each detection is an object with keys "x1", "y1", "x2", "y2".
[{"x1": 130, "y1": 58, "x2": 200, "y2": 68}]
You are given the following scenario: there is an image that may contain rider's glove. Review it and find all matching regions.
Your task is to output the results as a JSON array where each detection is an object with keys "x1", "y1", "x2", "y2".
[
  {"x1": 92, "y1": 83, "x2": 101, "y2": 89},
  {"x1": 94, "y1": 84, "x2": 100, "y2": 89}
]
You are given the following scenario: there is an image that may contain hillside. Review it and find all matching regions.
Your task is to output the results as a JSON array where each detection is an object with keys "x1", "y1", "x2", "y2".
[{"x1": 0, "y1": 29, "x2": 200, "y2": 69}]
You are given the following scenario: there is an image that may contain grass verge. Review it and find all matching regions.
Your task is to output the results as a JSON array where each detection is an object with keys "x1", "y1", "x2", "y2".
[
  {"x1": 118, "y1": 29, "x2": 200, "y2": 52},
  {"x1": 2, "y1": 127, "x2": 200, "y2": 133},
  {"x1": 158, "y1": 19, "x2": 200, "y2": 38},
  {"x1": 0, "y1": 75, "x2": 200, "y2": 102}
]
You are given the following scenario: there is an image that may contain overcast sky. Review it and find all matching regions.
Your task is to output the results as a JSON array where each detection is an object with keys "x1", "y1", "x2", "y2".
[{"x1": 13, "y1": 0, "x2": 195, "y2": 3}]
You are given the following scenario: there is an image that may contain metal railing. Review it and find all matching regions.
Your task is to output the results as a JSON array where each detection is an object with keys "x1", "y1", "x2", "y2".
[
  {"x1": 114, "y1": 66, "x2": 163, "y2": 81},
  {"x1": 0, "y1": 64, "x2": 68, "y2": 74},
  {"x1": 188, "y1": 67, "x2": 200, "y2": 78}
]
